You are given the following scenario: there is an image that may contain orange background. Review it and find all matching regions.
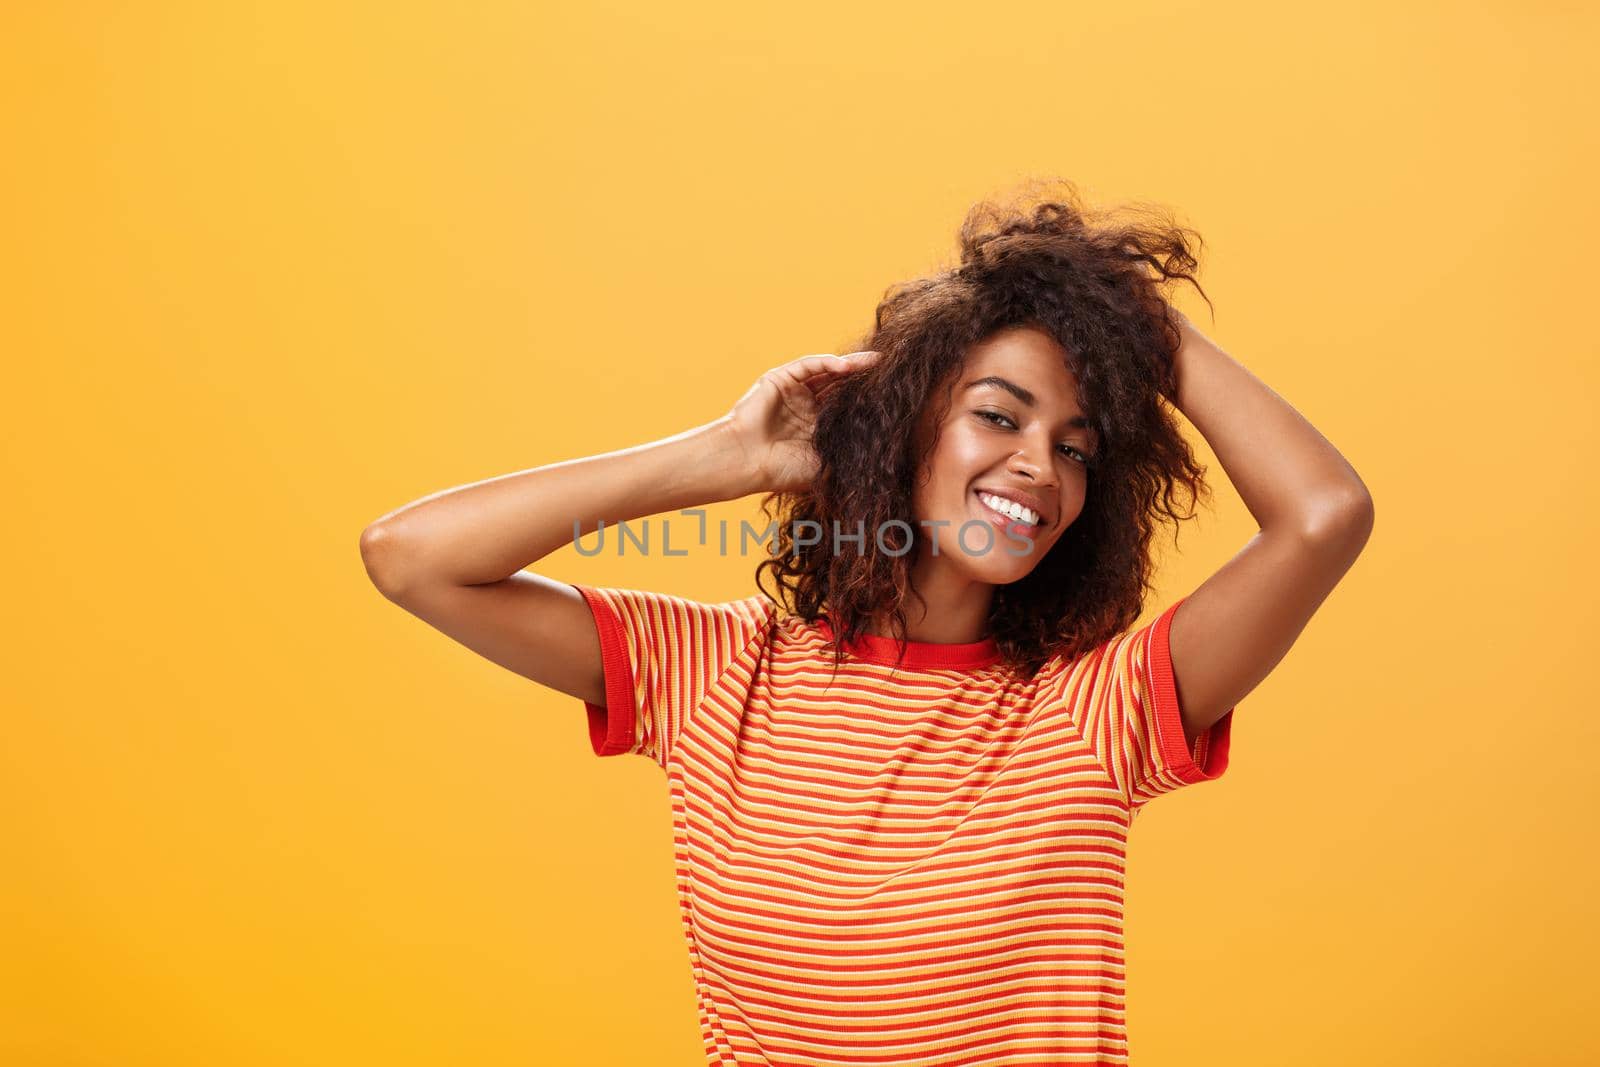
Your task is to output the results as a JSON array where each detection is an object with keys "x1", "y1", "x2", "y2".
[{"x1": 3, "y1": 3, "x2": 1595, "y2": 1064}]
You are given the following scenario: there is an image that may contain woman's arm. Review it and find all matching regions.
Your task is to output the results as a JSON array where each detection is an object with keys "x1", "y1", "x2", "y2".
[
  {"x1": 359, "y1": 418, "x2": 757, "y2": 597},
  {"x1": 357, "y1": 418, "x2": 763, "y2": 708},
  {"x1": 1160, "y1": 309, "x2": 1376, "y2": 748},
  {"x1": 356, "y1": 351, "x2": 877, "y2": 707},
  {"x1": 360, "y1": 348, "x2": 880, "y2": 595},
  {"x1": 1168, "y1": 308, "x2": 1374, "y2": 537}
]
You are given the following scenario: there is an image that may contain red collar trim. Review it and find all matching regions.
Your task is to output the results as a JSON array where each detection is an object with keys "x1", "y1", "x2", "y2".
[{"x1": 815, "y1": 614, "x2": 1001, "y2": 670}]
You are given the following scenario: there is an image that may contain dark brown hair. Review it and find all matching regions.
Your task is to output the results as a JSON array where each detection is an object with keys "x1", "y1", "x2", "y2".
[{"x1": 753, "y1": 177, "x2": 1216, "y2": 680}]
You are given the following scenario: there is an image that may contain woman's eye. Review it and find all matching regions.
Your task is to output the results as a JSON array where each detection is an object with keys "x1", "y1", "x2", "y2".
[{"x1": 978, "y1": 410, "x2": 1090, "y2": 465}]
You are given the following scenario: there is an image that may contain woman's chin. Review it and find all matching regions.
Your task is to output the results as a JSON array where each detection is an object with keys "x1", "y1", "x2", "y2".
[{"x1": 950, "y1": 545, "x2": 1045, "y2": 585}]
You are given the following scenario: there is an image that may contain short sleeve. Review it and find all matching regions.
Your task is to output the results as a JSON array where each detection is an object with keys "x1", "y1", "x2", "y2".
[
  {"x1": 1034, "y1": 595, "x2": 1233, "y2": 810},
  {"x1": 572, "y1": 585, "x2": 774, "y2": 773}
]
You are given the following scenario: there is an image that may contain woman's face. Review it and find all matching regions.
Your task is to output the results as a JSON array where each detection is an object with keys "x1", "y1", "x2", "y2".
[{"x1": 910, "y1": 325, "x2": 1098, "y2": 586}]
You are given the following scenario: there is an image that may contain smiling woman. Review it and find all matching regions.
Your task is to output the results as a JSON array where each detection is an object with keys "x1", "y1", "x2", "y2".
[
  {"x1": 362, "y1": 175, "x2": 1370, "y2": 1065},
  {"x1": 908, "y1": 326, "x2": 1092, "y2": 586},
  {"x1": 753, "y1": 178, "x2": 1218, "y2": 677}
]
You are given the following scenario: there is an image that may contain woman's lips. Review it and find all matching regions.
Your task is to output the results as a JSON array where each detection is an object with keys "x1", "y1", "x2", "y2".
[{"x1": 972, "y1": 490, "x2": 1044, "y2": 540}]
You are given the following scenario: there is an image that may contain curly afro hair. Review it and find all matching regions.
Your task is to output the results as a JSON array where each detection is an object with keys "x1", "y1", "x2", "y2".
[{"x1": 753, "y1": 176, "x2": 1217, "y2": 680}]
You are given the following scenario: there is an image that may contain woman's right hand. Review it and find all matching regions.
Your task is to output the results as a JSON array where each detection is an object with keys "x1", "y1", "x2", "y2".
[{"x1": 724, "y1": 350, "x2": 882, "y2": 494}]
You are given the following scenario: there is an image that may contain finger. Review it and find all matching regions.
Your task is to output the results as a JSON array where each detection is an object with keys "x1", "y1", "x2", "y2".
[
  {"x1": 809, "y1": 351, "x2": 879, "y2": 375},
  {"x1": 809, "y1": 371, "x2": 860, "y2": 400},
  {"x1": 779, "y1": 351, "x2": 878, "y2": 390},
  {"x1": 782, "y1": 354, "x2": 841, "y2": 377},
  {"x1": 778, "y1": 355, "x2": 851, "y2": 388}
]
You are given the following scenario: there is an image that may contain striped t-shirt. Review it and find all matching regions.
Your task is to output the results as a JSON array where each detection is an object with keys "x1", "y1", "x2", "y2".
[{"x1": 573, "y1": 584, "x2": 1234, "y2": 1065}]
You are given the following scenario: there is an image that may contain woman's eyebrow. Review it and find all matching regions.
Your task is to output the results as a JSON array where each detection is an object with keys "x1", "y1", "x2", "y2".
[{"x1": 965, "y1": 376, "x2": 1090, "y2": 429}]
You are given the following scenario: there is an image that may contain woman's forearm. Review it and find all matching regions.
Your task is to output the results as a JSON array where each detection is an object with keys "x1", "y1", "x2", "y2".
[
  {"x1": 1169, "y1": 315, "x2": 1374, "y2": 539},
  {"x1": 360, "y1": 416, "x2": 760, "y2": 595}
]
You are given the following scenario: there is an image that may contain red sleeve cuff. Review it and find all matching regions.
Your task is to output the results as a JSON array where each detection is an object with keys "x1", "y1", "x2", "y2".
[
  {"x1": 1147, "y1": 597, "x2": 1233, "y2": 784},
  {"x1": 575, "y1": 586, "x2": 639, "y2": 758}
]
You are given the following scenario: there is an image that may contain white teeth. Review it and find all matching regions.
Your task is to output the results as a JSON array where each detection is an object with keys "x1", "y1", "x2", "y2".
[{"x1": 979, "y1": 492, "x2": 1041, "y2": 526}]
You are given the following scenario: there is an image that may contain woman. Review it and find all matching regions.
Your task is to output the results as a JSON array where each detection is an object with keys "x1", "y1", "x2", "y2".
[{"x1": 360, "y1": 179, "x2": 1374, "y2": 1064}]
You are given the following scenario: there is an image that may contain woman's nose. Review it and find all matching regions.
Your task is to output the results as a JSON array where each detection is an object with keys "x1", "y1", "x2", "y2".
[{"x1": 1007, "y1": 437, "x2": 1053, "y2": 482}]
